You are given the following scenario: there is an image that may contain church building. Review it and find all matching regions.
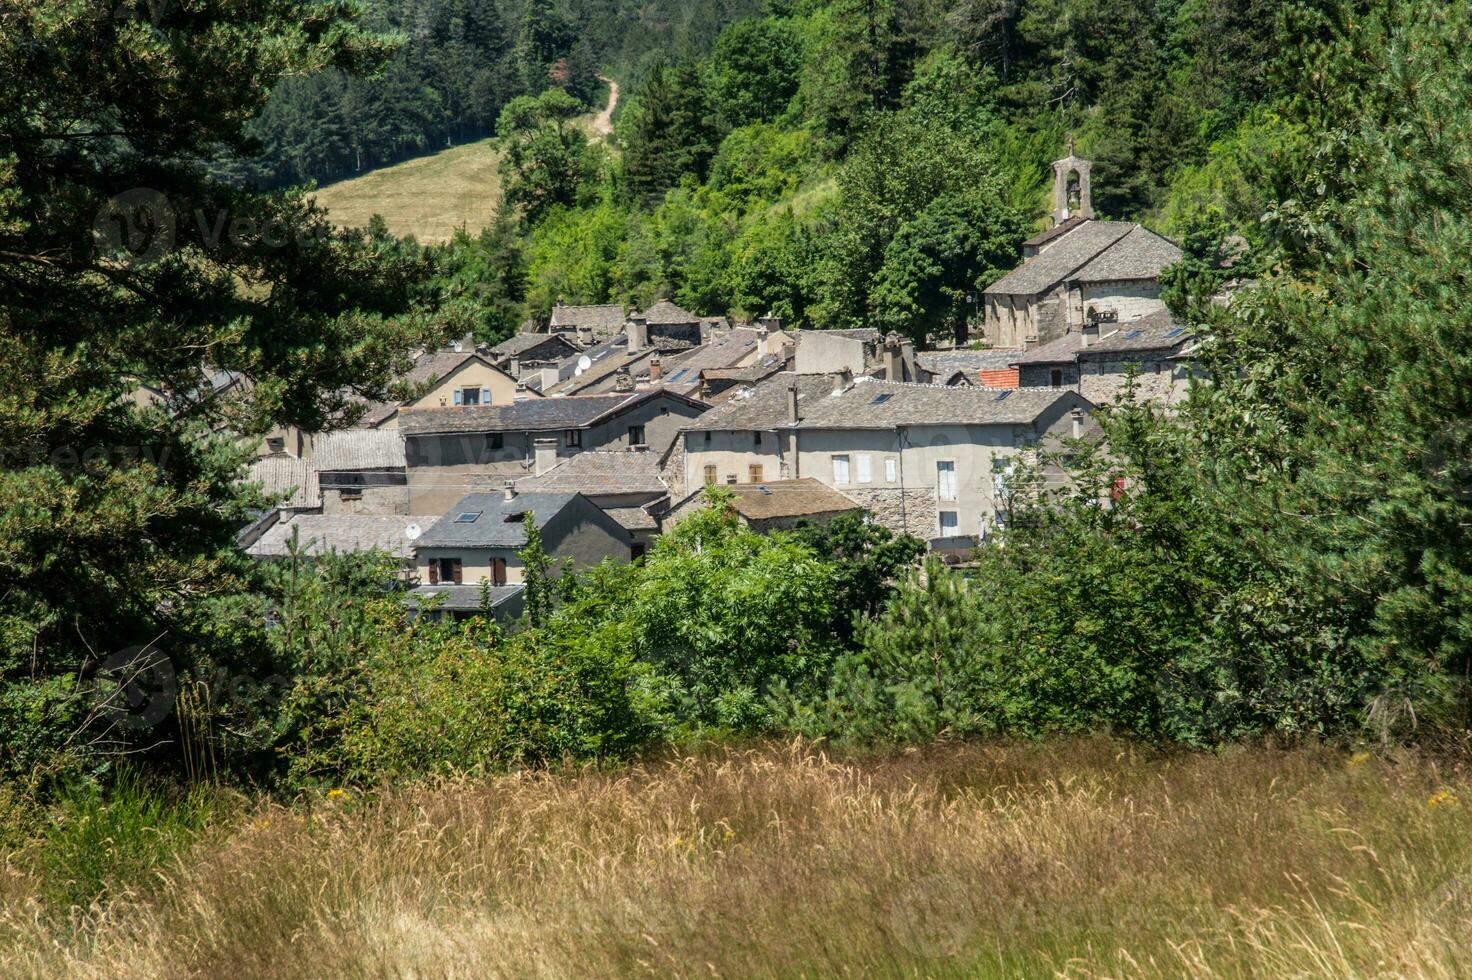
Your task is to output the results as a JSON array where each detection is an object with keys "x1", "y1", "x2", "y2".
[{"x1": 979, "y1": 148, "x2": 1182, "y2": 350}]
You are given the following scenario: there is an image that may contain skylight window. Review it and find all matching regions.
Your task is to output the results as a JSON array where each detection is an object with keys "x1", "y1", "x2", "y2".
[
  {"x1": 995, "y1": 390, "x2": 1013, "y2": 401},
  {"x1": 871, "y1": 393, "x2": 894, "y2": 404},
  {"x1": 1165, "y1": 327, "x2": 1186, "y2": 338},
  {"x1": 1123, "y1": 329, "x2": 1144, "y2": 340},
  {"x1": 454, "y1": 512, "x2": 482, "y2": 523}
]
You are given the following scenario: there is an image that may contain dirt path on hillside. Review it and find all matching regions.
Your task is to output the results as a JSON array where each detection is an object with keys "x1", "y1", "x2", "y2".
[{"x1": 592, "y1": 76, "x2": 619, "y2": 138}]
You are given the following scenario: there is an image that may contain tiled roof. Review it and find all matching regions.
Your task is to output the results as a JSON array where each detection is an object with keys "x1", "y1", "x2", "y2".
[
  {"x1": 984, "y1": 220, "x2": 1135, "y2": 296},
  {"x1": 313, "y1": 429, "x2": 406, "y2": 470},
  {"x1": 656, "y1": 330, "x2": 762, "y2": 386},
  {"x1": 245, "y1": 456, "x2": 320, "y2": 509},
  {"x1": 399, "y1": 392, "x2": 653, "y2": 435},
  {"x1": 490, "y1": 333, "x2": 578, "y2": 358},
  {"x1": 516, "y1": 450, "x2": 667, "y2": 495},
  {"x1": 416, "y1": 491, "x2": 580, "y2": 548},
  {"x1": 247, "y1": 514, "x2": 439, "y2": 559},
  {"x1": 638, "y1": 299, "x2": 698, "y2": 324},
  {"x1": 794, "y1": 379, "x2": 1088, "y2": 429},
  {"x1": 1069, "y1": 226, "x2": 1182, "y2": 283},
  {"x1": 976, "y1": 368, "x2": 1020, "y2": 389},
  {"x1": 604, "y1": 505, "x2": 660, "y2": 531},
  {"x1": 1010, "y1": 332, "x2": 1085, "y2": 366},
  {"x1": 407, "y1": 584, "x2": 525, "y2": 613},
  {"x1": 549, "y1": 304, "x2": 625, "y2": 332},
  {"x1": 1079, "y1": 311, "x2": 1193, "y2": 356},
  {"x1": 728, "y1": 479, "x2": 863, "y2": 521},
  {"x1": 1022, "y1": 215, "x2": 1087, "y2": 249},
  {"x1": 916, "y1": 350, "x2": 1023, "y2": 377},
  {"x1": 681, "y1": 372, "x2": 846, "y2": 432}
]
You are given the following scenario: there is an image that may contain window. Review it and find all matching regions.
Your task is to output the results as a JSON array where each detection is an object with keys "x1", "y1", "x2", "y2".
[
  {"x1": 460, "y1": 387, "x2": 481, "y2": 406},
  {"x1": 340, "y1": 487, "x2": 362, "y2": 501},
  {"x1": 704, "y1": 431, "x2": 713, "y2": 444},
  {"x1": 485, "y1": 433, "x2": 504, "y2": 451},
  {"x1": 937, "y1": 460, "x2": 957, "y2": 501},
  {"x1": 491, "y1": 557, "x2": 508, "y2": 586},
  {"x1": 754, "y1": 431, "x2": 763, "y2": 446},
  {"x1": 939, "y1": 511, "x2": 959, "y2": 537},
  {"x1": 832, "y1": 454, "x2": 851, "y2": 485},
  {"x1": 856, "y1": 454, "x2": 873, "y2": 484},
  {"x1": 454, "y1": 511, "x2": 482, "y2": 524},
  {"x1": 748, "y1": 464, "x2": 764, "y2": 483},
  {"x1": 265, "y1": 436, "x2": 285, "y2": 454},
  {"x1": 885, "y1": 457, "x2": 898, "y2": 483},
  {"x1": 631, "y1": 543, "x2": 647, "y2": 561},
  {"x1": 704, "y1": 464, "x2": 718, "y2": 485},
  {"x1": 428, "y1": 557, "x2": 463, "y2": 585},
  {"x1": 725, "y1": 474, "x2": 738, "y2": 485},
  {"x1": 1050, "y1": 368, "x2": 1063, "y2": 387},
  {"x1": 628, "y1": 424, "x2": 646, "y2": 446},
  {"x1": 564, "y1": 429, "x2": 582, "y2": 449}
]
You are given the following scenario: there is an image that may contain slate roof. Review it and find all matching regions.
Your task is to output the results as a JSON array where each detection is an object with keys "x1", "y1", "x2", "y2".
[
  {"x1": 604, "y1": 505, "x2": 660, "y2": 531},
  {"x1": 399, "y1": 391, "x2": 669, "y2": 435},
  {"x1": 549, "y1": 304, "x2": 625, "y2": 332},
  {"x1": 656, "y1": 329, "x2": 762, "y2": 386},
  {"x1": 681, "y1": 372, "x2": 846, "y2": 432},
  {"x1": 313, "y1": 429, "x2": 406, "y2": 470},
  {"x1": 247, "y1": 514, "x2": 439, "y2": 559},
  {"x1": 1022, "y1": 215, "x2": 1087, "y2": 249},
  {"x1": 406, "y1": 584, "x2": 525, "y2": 613},
  {"x1": 490, "y1": 333, "x2": 578, "y2": 358},
  {"x1": 1078, "y1": 311, "x2": 1194, "y2": 356},
  {"x1": 728, "y1": 479, "x2": 863, "y2": 521},
  {"x1": 415, "y1": 491, "x2": 580, "y2": 548},
  {"x1": 245, "y1": 456, "x2": 320, "y2": 509},
  {"x1": 638, "y1": 299, "x2": 698, "y2": 324},
  {"x1": 1010, "y1": 332, "x2": 1085, "y2": 366},
  {"x1": 516, "y1": 450, "x2": 667, "y2": 495},
  {"x1": 916, "y1": 350, "x2": 1024, "y2": 378},
  {"x1": 794, "y1": 379, "x2": 1088, "y2": 429},
  {"x1": 1069, "y1": 226, "x2": 1182, "y2": 283},
  {"x1": 984, "y1": 220, "x2": 1135, "y2": 296}
]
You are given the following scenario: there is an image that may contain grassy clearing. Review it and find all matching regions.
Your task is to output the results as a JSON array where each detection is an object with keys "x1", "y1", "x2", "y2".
[
  {"x1": 2, "y1": 739, "x2": 1470, "y2": 978},
  {"x1": 309, "y1": 138, "x2": 505, "y2": 244}
]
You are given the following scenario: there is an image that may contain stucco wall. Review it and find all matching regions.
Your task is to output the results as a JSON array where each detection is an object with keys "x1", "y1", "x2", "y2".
[
  {"x1": 1074, "y1": 280, "x2": 1167, "y2": 327},
  {"x1": 681, "y1": 430, "x2": 791, "y2": 489},
  {"x1": 405, "y1": 360, "x2": 524, "y2": 411},
  {"x1": 795, "y1": 333, "x2": 869, "y2": 375}
]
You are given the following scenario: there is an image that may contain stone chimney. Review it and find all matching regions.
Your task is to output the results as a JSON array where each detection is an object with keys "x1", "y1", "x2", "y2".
[
  {"x1": 832, "y1": 368, "x2": 852, "y2": 395},
  {"x1": 1081, "y1": 322, "x2": 1098, "y2": 348},
  {"x1": 882, "y1": 332, "x2": 905, "y2": 382},
  {"x1": 577, "y1": 325, "x2": 593, "y2": 346},
  {"x1": 509, "y1": 356, "x2": 521, "y2": 377},
  {"x1": 626, "y1": 316, "x2": 649, "y2": 352},
  {"x1": 787, "y1": 383, "x2": 800, "y2": 424},
  {"x1": 503, "y1": 480, "x2": 517, "y2": 502},
  {"x1": 1071, "y1": 407, "x2": 1085, "y2": 439},
  {"x1": 757, "y1": 313, "x2": 783, "y2": 333},
  {"x1": 613, "y1": 367, "x2": 635, "y2": 393},
  {"x1": 649, "y1": 356, "x2": 662, "y2": 383},
  {"x1": 533, "y1": 437, "x2": 558, "y2": 476}
]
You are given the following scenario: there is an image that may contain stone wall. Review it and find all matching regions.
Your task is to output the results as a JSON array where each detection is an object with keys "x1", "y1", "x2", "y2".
[
  {"x1": 1018, "y1": 363, "x2": 1080, "y2": 388},
  {"x1": 321, "y1": 484, "x2": 409, "y2": 516},
  {"x1": 843, "y1": 487, "x2": 944, "y2": 539},
  {"x1": 1078, "y1": 357, "x2": 1187, "y2": 405}
]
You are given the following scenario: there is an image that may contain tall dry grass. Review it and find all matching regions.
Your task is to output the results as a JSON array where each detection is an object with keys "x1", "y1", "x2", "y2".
[{"x1": 2, "y1": 738, "x2": 1470, "y2": 978}]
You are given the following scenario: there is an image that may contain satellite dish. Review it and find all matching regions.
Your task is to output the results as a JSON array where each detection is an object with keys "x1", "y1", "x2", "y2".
[
  {"x1": 575, "y1": 355, "x2": 592, "y2": 376},
  {"x1": 404, "y1": 523, "x2": 422, "y2": 541}
]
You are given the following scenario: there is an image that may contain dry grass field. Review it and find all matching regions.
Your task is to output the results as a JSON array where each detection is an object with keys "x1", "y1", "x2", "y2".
[
  {"x1": 309, "y1": 138, "x2": 506, "y2": 244},
  {"x1": 2, "y1": 738, "x2": 1470, "y2": 978}
]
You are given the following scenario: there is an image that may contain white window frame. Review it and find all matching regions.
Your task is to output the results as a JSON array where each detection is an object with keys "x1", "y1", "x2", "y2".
[
  {"x1": 938, "y1": 511, "x2": 959, "y2": 537},
  {"x1": 856, "y1": 454, "x2": 872, "y2": 484},
  {"x1": 885, "y1": 457, "x2": 898, "y2": 483},
  {"x1": 937, "y1": 459, "x2": 957, "y2": 501},
  {"x1": 831, "y1": 454, "x2": 851, "y2": 486}
]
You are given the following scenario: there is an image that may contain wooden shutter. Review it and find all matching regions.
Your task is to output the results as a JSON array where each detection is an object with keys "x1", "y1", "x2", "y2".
[
  {"x1": 492, "y1": 558, "x2": 506, "y2": 586},
  {"x1": 451, "y1": 559, "x2": 463, "y2": 584},
  {"x1": 481, "y1": 387, "x2": 491, "y2": 405},
  {"x1": 428, "y1": 560, "x2": 439, "y2": 584}
]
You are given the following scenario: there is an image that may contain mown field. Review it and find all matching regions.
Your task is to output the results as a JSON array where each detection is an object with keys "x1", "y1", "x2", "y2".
[{"x1": 2, "y1": 738, "x2": 1470, "y2": 978}]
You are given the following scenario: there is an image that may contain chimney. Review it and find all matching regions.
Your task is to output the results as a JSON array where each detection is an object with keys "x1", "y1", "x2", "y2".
[
  {"x1": 534, "y1": 437, "x2": 558, "y2": 476},
  {"x1": 787, "y1": 383, "x2": 800, "y2": 424},
  {"x1": 649, "y1": 356, "x2": 662, "y2": 382},
  {"x1": 503, "y1": 480, "x2": 517, "y2": 502},
  {"x1": 1071, "y1": 407, "x2": 1085, "y2": 439},
  {"x1": 614, "y1": 366, "x2": 635, "y2": 392},
  {"x1": 577, "y1": 325, "x2": 593, "y2": 346},
  {"x1": 882, "y1": 331, "x2": 904, "y2": 382},
  {"x1": 1081, "y1": 322, "x2": 1098, "y2": 348},
  {"x1": 626, "y1": 316, "x2": 649, "y2": 352},
  {"x1": 832, "y1": 368, "x2": 852, "y2": 395},
  {"x1": 540, "y1": 366, "x2": 560, "y2": 390},
  {"x1": 509, "y1": 356, "x2": 520, "y2": 377}
]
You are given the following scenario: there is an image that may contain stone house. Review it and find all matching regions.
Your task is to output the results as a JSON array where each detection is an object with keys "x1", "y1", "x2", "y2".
[
  {"x1": 1012, "y1": 310, "x2": 1197, "y2": 405},
  {"x1": 244, "y1": 513, "x2": 440, "y2": 575},
  {"x1": 515, "y1": 448, "x2": 669, "y2": 555},
  {"x1": 313, "y1": 429, "x2": 409, "y2": 515},
  {"x1": 359, "y1": 350, "x2": 534, "y2": 428},
  {"x1": 980, "y1": 152, "x2": 1182, "y2": 349},
  {"x1": 398, "y1": 389, "x2": 707, "y2": 514},
  {"x1": 548, "y1": 302, "x2": 626, "y2": 346},
  {"x1": 487, "y1": 333, "x2": 582, "y2": 380},
  {"x1": 664, "y1": 478, "x2": 864, "y2": 534}
]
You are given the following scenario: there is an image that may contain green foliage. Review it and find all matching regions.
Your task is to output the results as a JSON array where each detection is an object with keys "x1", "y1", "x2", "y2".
[
  {"x1": 497, "y1": 89, "x2": 601, "y2": 224},
  {"x1": 704, "y1": 18, "x2": 803, "y2": 129},
  {"x1": 621, "y1": 62, "x2": 720, "y2": 206}
]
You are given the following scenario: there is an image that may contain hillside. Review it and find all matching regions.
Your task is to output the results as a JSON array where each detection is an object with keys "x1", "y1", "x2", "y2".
[{"x1": 309, "y1": 138, "x2": 505, "y2": 243}]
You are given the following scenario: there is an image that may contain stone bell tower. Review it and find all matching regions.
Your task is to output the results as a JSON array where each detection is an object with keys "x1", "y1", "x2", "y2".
[{"x1": 1050, "y1": 140, "x2": 1094, "y2": 226}]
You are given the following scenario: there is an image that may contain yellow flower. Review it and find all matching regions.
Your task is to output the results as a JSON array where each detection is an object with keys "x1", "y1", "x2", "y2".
[
  {"x1": 326, "y1": 788, "x2": 350, "y2": 802},
  {"x1": 1428, "y1": 789, "x2": 1459, "y2": 809},
  {"x1": 1348, "y1": 752, "x2": 1371, "y2": 767}
]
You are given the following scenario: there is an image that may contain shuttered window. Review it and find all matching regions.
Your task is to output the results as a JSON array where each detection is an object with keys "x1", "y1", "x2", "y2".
[
  {"x1": 937, "y1": 461, "x2": 957, "y2": 500},
  {"x1": 832, "y1": 455, "x2": 851, "y2": 485}
]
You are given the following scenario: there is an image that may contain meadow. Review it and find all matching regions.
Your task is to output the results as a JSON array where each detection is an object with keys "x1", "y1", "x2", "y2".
[{"x1": 2, "y1": 738, "x2": 1469, "y2": 978}]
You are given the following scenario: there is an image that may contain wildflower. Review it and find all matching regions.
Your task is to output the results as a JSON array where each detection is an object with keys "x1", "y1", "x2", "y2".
[
  {"x1": 327, "y1": 788, "x2": 350, "y2": 802},
  {"x1": 1428, "y1": 789, "x2": 1459, "y2": 809},
  {"x1": 1348, "y1": 752, "x2": 1371, "y2": 767}
]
